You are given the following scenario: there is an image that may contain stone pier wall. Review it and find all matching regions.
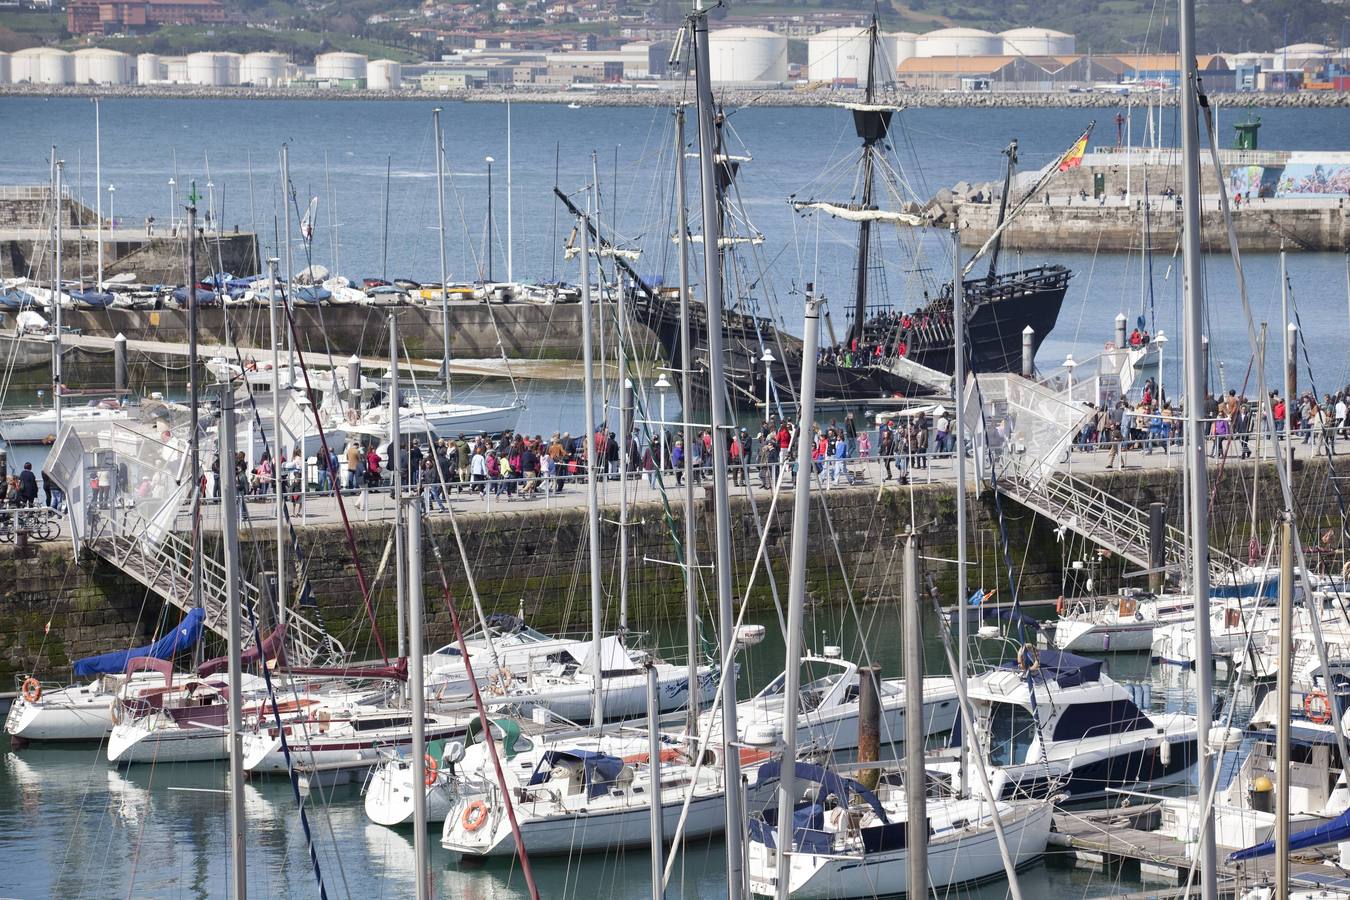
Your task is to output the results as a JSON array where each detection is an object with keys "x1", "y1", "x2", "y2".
[{"x1": 4, "y1": 454, "x2": 1347, "y2": 679}]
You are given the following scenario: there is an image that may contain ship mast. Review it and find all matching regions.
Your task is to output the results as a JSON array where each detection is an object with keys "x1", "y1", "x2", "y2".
[
  {"x1": 986, "y1": 140, "x2": 1018, "y2": 279},
  {"x1": 848, "y1": 18, "x2": 892, "y2": 347}
]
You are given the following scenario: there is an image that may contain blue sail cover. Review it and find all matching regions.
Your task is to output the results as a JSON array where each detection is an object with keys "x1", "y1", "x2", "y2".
[
  {"x1": 1230, "y1": 804, "x2": 1350, "y2": 861},
  {"x1": 750, "y1": 760, "x2": 889, "y2": 823},
  {"x1": 998, "y1": 648, "x2": 1103, "y2": 687},
  {"x1": 72, "y1": 608, "x2": 206, "y2": 677},
  {"x1": 527, "y1": 750, "x2": 624, "y2": 799}
]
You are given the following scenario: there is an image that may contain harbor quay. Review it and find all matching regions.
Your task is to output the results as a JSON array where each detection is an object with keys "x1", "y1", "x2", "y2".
[{"x1": 3, "y1": 439, "x2": 1346, "y2": 683}]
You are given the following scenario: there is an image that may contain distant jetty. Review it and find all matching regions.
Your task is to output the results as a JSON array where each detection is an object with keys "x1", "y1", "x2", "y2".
[{"x1": 4, "y1": 82, "x2": 1350, "y2": 109}]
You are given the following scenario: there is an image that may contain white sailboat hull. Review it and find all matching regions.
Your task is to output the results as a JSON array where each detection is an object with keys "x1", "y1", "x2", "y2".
[
  {"x1": 5, "y1": 691, "x2": 114, "y2": 742},
  {"x1": 107, "y1": 719, "x2": 228, "y2": 764},
  {"x1": 747, "y1": 802, "x2": 1052, "y2": 898},
  {"x1": 363, "y1": 760, "x2": 458, "y2": 826},
  {"x1": 442, "y1": 788, "x2": 728, "y2": 857}
]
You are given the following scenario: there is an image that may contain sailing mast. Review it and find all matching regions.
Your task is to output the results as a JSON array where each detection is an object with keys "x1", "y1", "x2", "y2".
[
  {"x1": 772, "y1": 296, "x2": 823, "y2": 899},
  {"x1": 1178, "y1": 0, "x2": 1217, "y2": 893},
  {"x1": 434, "y1": 109, "x2": 452, "y2": 395},
  {"x1": 269, "y1": 256, "x2": 287, "y2": 626},
  {"x1": 675, "y1": 107, "x2": 701, "y2": 739},
  {"x1": 692, "y1": 2, "x2": 745, "y2": 891},
  {"x1": 580, "y1": 212, "x2": 605, "y2": 728},
  {"x1": 986, "y1": 140, "x2": 1018, "y2": 279},
  {"x1": 218, "y1": 383, "x2": 247, "y2": 900},
  {"x1": 94, "y1": 98, "x2": 103, "y2": 288},
  {"x1": 847, "y1": 18, "x2": 890, "y2": 347},
  {"x1": 52, "y1": 155, "x2": 63, "y2": 433}
]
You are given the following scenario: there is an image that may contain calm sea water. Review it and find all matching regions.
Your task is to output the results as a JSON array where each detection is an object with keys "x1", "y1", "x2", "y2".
[{"x1": 0, "y1": 96, "x2": 1331, "y2": 897}]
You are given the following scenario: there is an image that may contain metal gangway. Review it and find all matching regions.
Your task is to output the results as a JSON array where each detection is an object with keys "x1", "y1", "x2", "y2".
[
  {"x1": 964, "y1": 372, "x2": 1241, "y2": 582},
  {"x1": 44, "y1": 418, "x2": 345, "y2": 666}
]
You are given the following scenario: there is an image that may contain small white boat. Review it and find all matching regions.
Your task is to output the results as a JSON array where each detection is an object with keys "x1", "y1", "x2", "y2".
[
  {"x1": 4, "y1": 670, "x2": 170, "y2": 743},
  {"x1": 362, "y1": 738, "x2": 464, "y2": 826},
  {"x1": 106, "y1": 673, "x2": 272, "y2": 764},
  {"x1": 693, "y1": 655, "x2": 958, "y2": 756},
  {"x1": 1051, "y1": 590, "x2": 1193, "y2": 653},
  {"x1": 441, "y1": 732, "x2": 731, "y2": 857},
  {"x1": 931, "y1": 648, "x2": 1198, "y2": 803},
  {"x1": 745, "y1": 762, "x2": 1052, "y2": 898}
]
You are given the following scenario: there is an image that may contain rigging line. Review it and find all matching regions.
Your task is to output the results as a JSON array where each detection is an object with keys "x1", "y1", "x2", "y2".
[
  {"x1": 279, "y1": 289, "x2": 388, "y2": 662},
  {"x1": 424, "y1": 512, "x2": 541, "y2": 899}
]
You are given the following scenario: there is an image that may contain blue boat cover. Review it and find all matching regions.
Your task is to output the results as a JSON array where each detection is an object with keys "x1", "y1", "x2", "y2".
[
  {"x1": 527, "y1": 749, "x2": 624, "y2": 799},
  {"x1": 72, "y1": 608, "x2": 205, "y2": 677},
  {"x1": 998, "y1": 647, "x2": 1103, "y2": 687},
  {"x1": 748, "y1": 803, "x2": 831, "y2": 854},
  {"x1": 1231, "y1": 803, "x2": 1350, "y2": 860},
  {"x1": 749, "y1": 760, "x2": 889, "y2": 823}
]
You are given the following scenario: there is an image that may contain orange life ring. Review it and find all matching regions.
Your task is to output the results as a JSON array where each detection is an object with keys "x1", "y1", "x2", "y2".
[
  {"x1": 462, "y1": 800, "x2": 490, "y2": 832},
  {"x1": 1305, "y1": 690, "x2": 1333, "y2": 725},
  {"x1": 424, "y1": 753, "x2": 438, "y2": 786},
  {"x1": 21, "y1": 677, "x2": 42, "y2": 704}
]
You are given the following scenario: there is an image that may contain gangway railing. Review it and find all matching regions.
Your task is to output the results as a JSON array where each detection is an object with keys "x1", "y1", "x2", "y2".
[
  {"x1": 993, "y1": 452, "x2": 1240, "y2": 583},
  {"x1": 86, "y1": 507, "x2": 345, "y2": 666}
]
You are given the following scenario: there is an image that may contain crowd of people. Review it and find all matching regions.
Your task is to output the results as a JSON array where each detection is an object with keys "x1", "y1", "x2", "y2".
[{"x1": 816, "y1": 306, "x2": 952, "y2": 370}]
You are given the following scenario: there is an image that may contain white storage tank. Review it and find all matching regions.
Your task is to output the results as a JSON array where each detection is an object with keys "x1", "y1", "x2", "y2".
[
  {"x1": 366, "y1": 58, "x2": 402, "y2": 90},
  {"x1": 136, "y1": 53, "x2": 161, "y2": 84},
  {"x1": 916, "y1": 27, "x2": 1002, "y2": 58},
  {"x1": 218, "y1": 51, "x2": 242, "y2": 85},
  {"x1": 11, "y1": 47, "x2": 42, "y2": 83},
  {"x1": 888, "y1": 31, "x2": 918, "y2": 66},
  {"x1": 163, "y1": 56, "x2": 187, "y2": 83},
  {"x1": 35, "y1": 48, "x2": 74, "y2": 85},
  {"x1": 708, "y1": 27, "x2": 787, "y2": 83},
  {"x1": 808, "y1": 26, "x2": 872, "y2": 84},
  {"x1": 315, "y1": 51, "x2": 367, "y2": 82},
  {"x1": 74, "y1": 48, "x2": 130, "y2": 85},
  {"x1": 0, "y1": 52, "x2": 10, "y2": 85},
  {"x1": 241, "y1": 51, "x2": 287, "y2": 86},
  {"x1": 1000, "y1": 27, "x2": 1075, "y2": 57},
  {"x1": 186, "y1": 51, "x2": 224, "y2": 86}
]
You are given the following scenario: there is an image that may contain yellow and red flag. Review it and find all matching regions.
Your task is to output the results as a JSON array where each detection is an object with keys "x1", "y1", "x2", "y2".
[{"x1": 1056, "y1": 123, "x2": 1094, "y2": 172}]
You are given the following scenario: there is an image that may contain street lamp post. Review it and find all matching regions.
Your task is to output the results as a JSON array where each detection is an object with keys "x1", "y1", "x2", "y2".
[
  {"x1": 1154, "y1": 330, "x2": 1169, "y2": 408},
  {"x1": 761, "y1": 348, "x2": 776, "y2": 414},
  {"x1": 654, "y1": 373, "x2": 671, "y2": 435},
  {"x1": 484, "y1": 156, "x2": 495, "y2": 283},
  {"x1": 1064, "y1": 353, "x2": 1077, "y2": 400},
  {"x1": 107, "y1": 184, "x2": 115, "y2": 234}
]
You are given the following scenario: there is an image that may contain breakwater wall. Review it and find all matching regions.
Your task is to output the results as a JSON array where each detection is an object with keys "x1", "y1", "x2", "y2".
[
  {"x1": 4, "y1": 453, "x2": 1347, "y2": 680},
  {"x1": 4, "y1": 230, "x2": 259, "y2": 283},
  {"x1": 956, "y1": 199, "x2": 1349, "y2": 252},
  {"x1": 0, "y1": 303, "x2": 660, "y2": 390}
]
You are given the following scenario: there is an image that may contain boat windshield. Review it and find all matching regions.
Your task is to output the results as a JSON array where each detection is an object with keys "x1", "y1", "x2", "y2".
[
  {"x1": 757, "y1": 660, "x2": 847, "y2": 713},
  {"x1": 986, "y1": 701, "x2": 1037, "y2": 767}
]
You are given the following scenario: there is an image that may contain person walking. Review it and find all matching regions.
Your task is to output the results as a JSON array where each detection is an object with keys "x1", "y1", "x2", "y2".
[{"x1": 18, "y1": 463, "x2": 38, "y2": 508}]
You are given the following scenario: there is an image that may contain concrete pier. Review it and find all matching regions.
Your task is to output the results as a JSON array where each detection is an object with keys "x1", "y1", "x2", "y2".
[{"x1": 4, "y1": 442, "x2": 1347, "y2": 680}]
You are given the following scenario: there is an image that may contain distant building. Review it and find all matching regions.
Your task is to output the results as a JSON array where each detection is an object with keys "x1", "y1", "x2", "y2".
[{"x1": 67, "y1": 0, "x2": 226, "y2": 36}]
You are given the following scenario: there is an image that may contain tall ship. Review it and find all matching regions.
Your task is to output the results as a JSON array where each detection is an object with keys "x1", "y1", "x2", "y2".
[{"x1": 621, "y1": 19, "x2": 1072, "y2": 411}]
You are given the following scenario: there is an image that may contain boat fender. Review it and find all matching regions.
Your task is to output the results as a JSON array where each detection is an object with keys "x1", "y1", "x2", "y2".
[
  {"x1": 317, "y1": 709, "x2": 331, "y2": 734},
  {"x1": 1305, "y1": 690, "x2": 1333, "y2": 725},
  {"x1": 347, "y1": 409, "x2": 360, "y2": 426},
  {"x1": 111, "y1": 698, "x2": 126, "y2": 726},
  {"x1": 1017, "y1": 642, "x2": 1040, "y2": 672},
  {"x1": 462, "y1": 800, "x2": 490, "y2": 832},
  {"x1": 1159, "y1": 738, "x2": 1172, "y2": 767},
  {"x1": 20, "y1": 677, "x2": 41, "y2": 704},
  {"x1": 1055, "y1": 596, "x2": 1065, "y2": 616},
  {"x1": 424, "y1": 753, "x2": 438, "y2": 786}
]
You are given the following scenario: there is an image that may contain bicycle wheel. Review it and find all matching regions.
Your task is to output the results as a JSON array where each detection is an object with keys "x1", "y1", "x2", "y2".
[{"x1": 35, "y1": 520, "x2": 56, "y2": 541}]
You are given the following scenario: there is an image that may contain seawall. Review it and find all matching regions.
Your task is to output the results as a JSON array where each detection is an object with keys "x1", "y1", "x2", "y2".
[{"x1": 4, "y1": 452, "x2": 1346, "y2": 681}]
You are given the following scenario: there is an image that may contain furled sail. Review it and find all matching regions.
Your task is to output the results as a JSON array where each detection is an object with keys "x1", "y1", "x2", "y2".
[{"x1": 791, "y1": 201, "x2": 924, "y2": 226}]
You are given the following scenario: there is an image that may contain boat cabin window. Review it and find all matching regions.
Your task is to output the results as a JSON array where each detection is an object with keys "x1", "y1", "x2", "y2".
[
  {"x1": 987, "y1": 701, "x2": 1037, "y2": 767},
  {"x1": 758, "y1": 661, "x2": 847, "y2": 713},
  {"x1": 1050, "y1": 699, "x2": 1153, "y2": 742}
]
